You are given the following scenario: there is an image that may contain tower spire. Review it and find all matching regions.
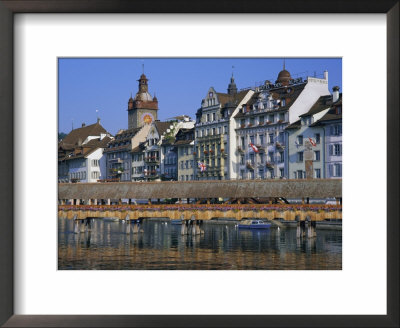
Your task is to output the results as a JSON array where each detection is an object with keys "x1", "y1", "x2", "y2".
[{"x1": 283, "y1": 58, "x2": 286, "y2": 70}]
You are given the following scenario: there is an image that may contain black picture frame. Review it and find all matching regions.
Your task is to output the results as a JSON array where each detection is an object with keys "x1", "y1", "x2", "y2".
[{"x1": 0, "y1": 1, "x2": 398, "y2": 327}]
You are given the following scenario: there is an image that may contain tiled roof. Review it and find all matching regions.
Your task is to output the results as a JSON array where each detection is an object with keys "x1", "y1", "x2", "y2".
[
  {"x1": 59, "y1": 136, "x2": 112, "y2": 161},
  {"x1": 59, "y1": 122, "x2": 108, "y2": 148},
  {"x1": 285, "y1": 119, "x2": 301, "y2": 130},
  {"x1": 154, "y1": 121, "x2": 171, "y2": 136},
  {"x1": 299, "y1": 95, "x2": 332, "y2": 117},
  {"x1": 234, "y1": 83, "x2": 306, "y2": 119},
  {"x1": 174, "y1": 139, "x2": 194, "y2": 146}
]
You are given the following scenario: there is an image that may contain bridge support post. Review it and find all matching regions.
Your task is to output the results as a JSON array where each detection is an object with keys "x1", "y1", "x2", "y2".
[
  {"x1": 297, "y1": 221, "x2": 306, "y2": 238},
  {"x1": 132, "y1": 220, "x2": 139, "y2": 234},
  {"x1": 107, "y1": 199, "x2": 110, "y2": 205},
  {"x1": 307, "y1": 221, "x2": 316, "y2": 238},
  {"x1": 73, "y1": 217, "x2": 79, "y2": 234},
  {"x1": 80, "y1": 219, "x2": 86, "y2": 233},
  {"x1": 126, "y1": 219, "x2": 131, "y2": 234},
  {"x1": 76, "y1": 199, "x2": 80, "y2": 205},
  {"x1": 93, "y1": 199, "x2": 97, "y2": 205},
  {"x1": 87, "y1": 199, "x2": 91, "y2": 205},
  {"x1": 181, "y1": 220, "x2": 187, "y2": 235},
  {"x1": 195, "y1": 220, "x2": 201, "y2": 235}
]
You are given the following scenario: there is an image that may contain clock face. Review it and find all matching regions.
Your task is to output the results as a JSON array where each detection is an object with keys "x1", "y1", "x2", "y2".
[{"x1": 141, "y1": 112, "x2": 154, "y2": 124}]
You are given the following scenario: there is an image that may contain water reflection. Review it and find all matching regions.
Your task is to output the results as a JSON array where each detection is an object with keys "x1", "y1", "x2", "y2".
[{"x1": 58, "y1": 218, "x2": 342, "y2": 270}]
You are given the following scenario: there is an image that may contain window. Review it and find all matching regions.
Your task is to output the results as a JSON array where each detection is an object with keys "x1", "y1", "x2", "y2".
[
  {"x1": 250, "y1": 135, "x2": 255, "y2": 144},
  {"x1": 240, "y1": 155, "x2": 245, "y2": 165},
  {"x1": 268, "y1": 133, "x2": 274, "y2": 144},
  {"x1": 297, "y1": 152, "x2": 304, "y2": 162},
  {"x1": 258, "y1": 169, "x2": 264, "y2": 179},
  {"x1": 185, "y1": 160, "x2": 189, "y2": 169},
  {"x1": 196, "y1": 130, "x2": 199, "y2": 138},
  {"x1": 259, "y1": 134, "x2": 264, "y2": 145},
  {"x1": 297, "y1": 135, "x2": 303, "y2": 145},
  {"x1": 259, "y1": 116, "x2": 264, "y2": 124},
  {"x1": 212, "y1": 128, "x2": 216, "y2": 135},
  {"x1": 240, "y1": 170, "x2": 245, "y2": 179},
  {"x1": 279, "y1": 152, "x2": 284, "y2": 163},
  {"x1": 314, "y1": 169, "x2": 321, "y2": 179},
  {"x1": 329, "y1": 144, "x2": 342, "y2": 156},
  {"x1": 206, "y1": 129, "x2": 209, "y2": 136},
  {"x1": 241, "y1": 136, "x2": 245, "y2": 148},
  {"x1": 186, "y1": 175, "x2": 189, "y2": 181},
  {"x1": 280, "y1": 168, "x2": 284, "y2": 178},
  {"x1": 212, "y1": 113, "x2": 216, "y2": 121},
  {"x1": 240, "y1": 119, "x2": 245, "y2": 127},
  {"x1": 259, "y1": 153, "x2": 264, "y2": 164},
  {"x1": 281, "y1": 99, "x2": 286, "y2": 107},
  {"x1": 268, "y1": 114, "x2": 274, "y2": 123},
  {"x1": 268, "y1": 152, "x2": 274, "y2": 162},
  {"x1": 250, "y1": 117, "x2": 255, "y2": 126},
  {"x1": 250, "y1": 153, "x2": 255, "y2": 164},
  {"x1": 218, "y1": 127, "x2": 222, "y2": 134},
  {"x1": 314, "y1": 150, "x2": 320, "y2": 161},
  {"x1": 224, "y1": 126, "x2": 228, "y2": 134},
  {"x1": 206, "y1": 114, "x2": 210, "y2": 122},
  {"x1": 250, "y1": 170, "x2": 255, "y2": 179},
  {"x1": 329, "y1": 164, "x2": 342, "y2": 177},
  {"x1": 297, "y1": 170, "x2": 304, "y2": 179},
  {"x1": 332, "y1": 125, "x2": 342, "y2": 136},
  {"x1": 217, "y1": 158, "x2": 221, "y2": 166},
  {"x1": 279, "y1": 113, "x2": 285, "y2": 121},
  {"x1": 315, "y1": 133, "x2": 320, "y2": 144}
]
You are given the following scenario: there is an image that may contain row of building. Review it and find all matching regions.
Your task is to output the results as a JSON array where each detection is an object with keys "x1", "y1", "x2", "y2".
[{"x1": 58, "y1": 66, "x2": 342, "y2": 183}]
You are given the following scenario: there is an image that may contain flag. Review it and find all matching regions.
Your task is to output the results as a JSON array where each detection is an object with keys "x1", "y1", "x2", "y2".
[
  {"x1": 198, "y1": 161, "x2": 206, "y2": 172},
  {"x1": 308, "y1": 137, "x2": 316, "y2": 147},
  {"x1": 249, "y1": 142, "x2": 259, "y2": 153}
]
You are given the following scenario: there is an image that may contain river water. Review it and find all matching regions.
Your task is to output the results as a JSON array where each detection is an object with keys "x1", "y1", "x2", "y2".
[{"x1": 58, "y1": 217, "x2": 342, "y2": 270}]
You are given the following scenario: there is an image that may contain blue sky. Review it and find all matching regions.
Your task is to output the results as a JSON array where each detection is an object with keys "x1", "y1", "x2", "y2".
[{"x1": 58, "y1": 58, "x2": 342, "y2": 135}]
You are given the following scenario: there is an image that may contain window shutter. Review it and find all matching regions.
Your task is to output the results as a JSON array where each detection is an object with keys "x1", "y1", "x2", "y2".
[{"x1": 329, "y1": 145, "x2": 333, "y2": 156}]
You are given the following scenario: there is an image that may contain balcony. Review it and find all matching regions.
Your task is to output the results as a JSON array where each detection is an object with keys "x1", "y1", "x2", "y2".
[
  {"x1": 246, "y1": 161, "x2": 255, "y2": 170},
  {"x1": 144, "y1": 156, "x2": 160, "y2": 164},
  {"x1": 266, "y1": 162, "x2": 274, "y2": 169},
  {"x1": 108, "y1": 158, "x2": 123, "y2": 164},
  {"x1": 276, "y1": 141, "x2": 285, "y2": 150}
]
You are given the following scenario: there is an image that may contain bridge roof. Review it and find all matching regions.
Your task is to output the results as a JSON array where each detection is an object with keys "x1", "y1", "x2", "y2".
[{"x1": 58, "y1": 179, "x2": 342, "y2": 199}]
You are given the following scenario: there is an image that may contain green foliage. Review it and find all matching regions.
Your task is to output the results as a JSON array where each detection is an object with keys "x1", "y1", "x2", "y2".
[{"x1": 58, "y1": 132, "x2": 67, "y2": 141}]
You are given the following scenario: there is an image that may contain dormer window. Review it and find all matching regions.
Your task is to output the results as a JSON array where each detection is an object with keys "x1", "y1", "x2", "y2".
[
  {"x1": 209, "y1": 92, "x2": 213, "y2": 98},
  {"x1": 281, "y1": 99, "x2": 286, "y2": 107}
]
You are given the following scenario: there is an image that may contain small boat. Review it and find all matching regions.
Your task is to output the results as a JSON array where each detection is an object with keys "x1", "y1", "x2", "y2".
[
  {"x1": 170, "y1": 219, "x2": 182, "y2": 225},
  {"x1": 238, "y1": 220, "x2": 271, "y2": 229}
]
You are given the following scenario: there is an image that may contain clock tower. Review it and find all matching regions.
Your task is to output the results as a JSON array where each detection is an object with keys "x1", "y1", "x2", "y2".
[{"x1": 128, "y1": 73, "x2": 159, "y2": 129}]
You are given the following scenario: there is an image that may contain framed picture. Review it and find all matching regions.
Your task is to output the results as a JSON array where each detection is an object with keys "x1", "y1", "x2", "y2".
[{"x1": 0, "y1": 0, "x2": 398, "y2": 327}]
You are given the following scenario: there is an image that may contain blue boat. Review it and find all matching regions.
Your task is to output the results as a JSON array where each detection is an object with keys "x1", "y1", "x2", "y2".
[
  {"x1": 170, "y1": 219, "x2": 182, "y2": 225},
  {"x1": 238, "y1": 220, "x2": 271, "y2": 229}
]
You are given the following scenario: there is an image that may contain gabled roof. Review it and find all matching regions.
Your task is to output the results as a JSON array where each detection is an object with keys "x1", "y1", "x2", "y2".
[
  {"x1": 154, "y1": 121, "x2": 171, "y2": 136},
  {"x1": 59, "y1": 121, "x2": 109, "y2": 149},
  {"x1": 59, "y1": 136, "x2": 112, "y2": 161},
  {"x1": 299, "y1": 95, "x2": 332, "y2": 118},
  {"x1": 285, "y1": 119, "x2": 301, "y2": 130}
]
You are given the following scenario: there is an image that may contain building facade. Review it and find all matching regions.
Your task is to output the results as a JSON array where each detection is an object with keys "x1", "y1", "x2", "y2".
[
  {"x1": 311, "y1": 87, "x2": 342, "y2": 179},
  {"x1": 175, "y1": 128, "x2": 195, "y2": 181},
  {"x1": 233, "y1": 68, "x2": 330, "y2": 180},
  {"x1": 58, "y1": 120, "x2": 111, "y2": 183},
  {"x1": 195, "y1": 76, "x2": 253, "y2": 180}
]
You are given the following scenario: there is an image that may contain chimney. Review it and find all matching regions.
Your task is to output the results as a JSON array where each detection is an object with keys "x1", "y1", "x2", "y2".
[
  {"x1": 97, "y1": 117, "x2": 101, "y2": 124},
  {"x1": 323, "y1": 70, "x2": 328, "y2": 81},
  {"x1": 82, "y1": 123, "x2": 86, "y2": 127},
  {"x1": 332, "y1": 86, "x2": 340, "y2": 103}
]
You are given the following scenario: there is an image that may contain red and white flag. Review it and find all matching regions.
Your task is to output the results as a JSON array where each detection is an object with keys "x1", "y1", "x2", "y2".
[
  {"x1": 308, "y1": 137, "x2": 316, "y2": 147},
  {"x1": 249, "y1": 142, "x2": 259, "y2": 153},
  {"x1": 198, "y1": 161, "x2": 207, "y2": 172}
]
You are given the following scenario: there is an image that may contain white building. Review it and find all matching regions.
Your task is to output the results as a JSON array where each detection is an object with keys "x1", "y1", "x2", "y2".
[{"x1": 58, "y1": 120, "x2": 112, "y2": 183}]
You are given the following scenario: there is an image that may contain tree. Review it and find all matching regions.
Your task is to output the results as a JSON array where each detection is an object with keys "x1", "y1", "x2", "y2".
[{"x1": 58, "y1": 132, "x2": 67, "y2": 141}]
